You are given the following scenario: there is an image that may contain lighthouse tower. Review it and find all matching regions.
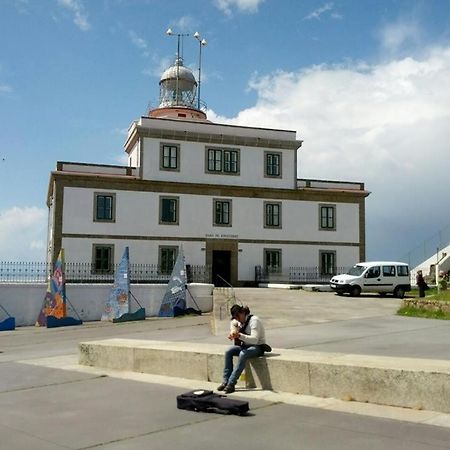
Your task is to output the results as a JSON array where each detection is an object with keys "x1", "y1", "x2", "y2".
[{"x1": 149, "y1": 56, "x2": 207, "y2": 121}]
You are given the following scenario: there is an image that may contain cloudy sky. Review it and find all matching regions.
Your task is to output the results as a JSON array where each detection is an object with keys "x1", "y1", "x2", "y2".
[{"x1": 1, "y1": 0, "x2": 450, "y2": 264}]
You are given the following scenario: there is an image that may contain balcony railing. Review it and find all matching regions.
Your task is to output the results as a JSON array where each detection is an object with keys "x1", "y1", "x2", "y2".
[{"x1": 0, "y1": 261, "x2": 211, "y2": 284}]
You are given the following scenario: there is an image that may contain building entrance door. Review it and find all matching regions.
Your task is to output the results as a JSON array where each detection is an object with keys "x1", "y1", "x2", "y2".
[{"x1": 212, "y1": 250, "x2": 231, "y2": 286}]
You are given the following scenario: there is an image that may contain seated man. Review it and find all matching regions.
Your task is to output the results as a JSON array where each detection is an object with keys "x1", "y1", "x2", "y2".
[{"x1": 218, "y1": 304, "x2": 267, "y2": 394}]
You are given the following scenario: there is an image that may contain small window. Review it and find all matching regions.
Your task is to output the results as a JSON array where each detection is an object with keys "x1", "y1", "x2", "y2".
[
  {"x1": 397, "y1": 265, "x2": 409, "y2": 277},
  {"x1": 366, "y1": 266, "x2": 380, "y2": 278},
  {"x1": 206, "y1": 148, "x2": 240, "y2": 175},
  {"x1": 94, "y1": 193, "x2": 115, "y2": 222},
  {"x1": 319, "y1": 205, "x2": 336, "y2": 230},
  {"x1": 159, "y1": 246, "x2": 178, "y2": 275},
  {"x1": 320, "y1": 251, "x2": 336, "y2": 275},
  {"x1": 264, "y1": 202, "x2": 281, "y2": 228},
  {"x1": 208, "y1": 149, "x2": 222, "y2": 172},
  {"x1": 223, "y1": 150, "x2": 238, "y2": 173},
  {"x1": 213, "y1": 199, "x2": 232, "y2": 226},
  {"x1": 92, "y1": 244, "x2": 114, "y2": 274},
  {"x1": 383, "y1": 265, "x2": 396, "y2": 277},
  {"x1": 160, "y1": 143, "x2": 179, "y2": 170},
  {"x1": 159, "y1": 197, "x2": 179, "y2": 225},
  {"x1": 264, "y1": 249, "x2": 282, "y2": 273},
  {"x1": 265, "y1": 152, "x2": 282, "y2": 177}
]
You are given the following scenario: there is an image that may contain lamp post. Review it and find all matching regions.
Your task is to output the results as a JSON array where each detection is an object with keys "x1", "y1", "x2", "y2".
[
  {"x1": 166, "y1": 28, "x2": 189, "y2": 106},
  {"x1": 193, "y1": 31, "x2": 207, "y2": 110}
]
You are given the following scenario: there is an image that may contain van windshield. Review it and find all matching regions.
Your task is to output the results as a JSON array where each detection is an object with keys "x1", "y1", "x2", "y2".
[{"x1": 347, "y1": 265, "x2": 366, "y2": 276}]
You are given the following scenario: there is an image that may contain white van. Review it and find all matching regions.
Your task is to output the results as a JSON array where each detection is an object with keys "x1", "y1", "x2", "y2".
[{"x1": 330, "y1": 261, "x2": 411, "y2": 298}]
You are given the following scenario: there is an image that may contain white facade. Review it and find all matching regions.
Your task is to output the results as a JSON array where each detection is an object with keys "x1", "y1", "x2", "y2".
[{"x1": 47, "y1": 61, "x2": 368, "y2": 286}]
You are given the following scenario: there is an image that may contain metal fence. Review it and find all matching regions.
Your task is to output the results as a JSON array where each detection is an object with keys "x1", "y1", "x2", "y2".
[
  {"x1": 255, "y1": 266, "x2": 351, "y2": 284},
  {"x1": 0, "y1": 261, "x2": 212, "y2": 284}
]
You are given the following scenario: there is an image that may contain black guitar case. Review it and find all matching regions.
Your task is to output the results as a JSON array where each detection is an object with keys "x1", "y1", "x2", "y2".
[{"x1": 176, "y1": 390, "x2": 249, "y2": 416}]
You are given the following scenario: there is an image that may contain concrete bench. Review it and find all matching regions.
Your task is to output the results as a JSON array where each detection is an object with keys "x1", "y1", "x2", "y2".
[{"x1": 79, "y1": 339, "x2": 450, "y2": 414}]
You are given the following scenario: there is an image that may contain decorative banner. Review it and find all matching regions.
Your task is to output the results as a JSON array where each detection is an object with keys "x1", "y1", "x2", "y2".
[
  {"x1": 36, "y1": 249, "x2": 66, "y2": 327},
  {"x1": 102, "y1": 247, "x2": 130, "y2": 321},
  {"x1": 159, "y1": 247, "x2": 187, "y2": 317}
]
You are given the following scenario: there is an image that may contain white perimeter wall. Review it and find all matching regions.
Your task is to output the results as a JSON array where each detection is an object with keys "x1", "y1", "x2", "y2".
[
  {"x1": 0, "y1": 283, "x2": 213, "y2": 327},
  {"x1": 141, "y1": 137, "x2": 296, "y2": 189}
]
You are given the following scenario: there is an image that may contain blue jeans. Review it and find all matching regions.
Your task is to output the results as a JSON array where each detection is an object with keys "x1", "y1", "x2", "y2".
[{"x1": 223, "y1": 344, "x2": 263, "y2": 386}]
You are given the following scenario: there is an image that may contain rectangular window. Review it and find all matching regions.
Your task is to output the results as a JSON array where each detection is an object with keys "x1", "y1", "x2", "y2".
[
  {"x1": 264, "y1": 202, "x2": 281, "y2": 228},
  {"x1": 92, "y1": 244, "x2": 114, "y2": 274},
  {"x1": 206, "y1": 148, "x2": 239, "y2": 174},
  {"x1": 383, "y1": 265, "x2": 396, "y2": 277},
  {"x1": 320, "y1": 205, "x2": 336, "y2": 230},
  {"x1": 264, "y1": 249, "x2": 282, "y2": 273},
  {"x1": 265, "y1": 152, "x2": 281, "y2": 177},
  {"x1": 320, "y1": 251, "x2": 336, "y2": 276},
  {"x1": 213, "y1": 199, "x2": 232, "y2": 226},
  {"x1": 159, "y1": 246, "x2": 178, "y2": 275},
  {"x1": 160, "y1": 143, "x2": 179, "y2": 170},
  {"x1": 94, "y1": 193, "x2": 115, "y2": 222},
  {"x1": 208, "y1": 149, "x2": 222, "y2": 172},
  {"x1": 159, "y1": 197, "x2": 179, "y2": 225},
  {"x1": 223, "y1": 150, "x2": 238, "y2": 173},
  {"x1": 397, "y1": 265, "x2": 409, "y2": 277}
]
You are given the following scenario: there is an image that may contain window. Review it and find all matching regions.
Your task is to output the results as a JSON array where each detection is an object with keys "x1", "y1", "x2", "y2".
[
  {"x1": 206, "y1": 148, "x2": 239, "y2": 174},
  {"x1": 159, "y1": 197, "x2": 179, "y2": 225},
  {"x1": 92, "y1": 244, "x2": 114, "y2": 274},
  {"x1": 159, "y1": 246, "x2": 178, "y2": 275},
  {"x1": 265, "y1": 152, "x2": 282, "y2": 177},
  {"x1": 94, "y1": 193, "x2": 115, "y2": 222},
  {"x1": 319, "y1": 205, "x2": 336, "y2": 230},
  {"x1": 397, "y1": 265, "x2": 409, "y2": 277},
  {"x1": 264, "y1": 202, "x2": 281, "y2": 228},
  {"x1": 366, "y1": 266, "x2": 380, "y2": 278},
  {"x1": 320, "y1": 251, "x2": 336, "y2": 276},
  {"x1": 213, "y1": 199, "x2": 232, "y2": 226},
  {"x1": 264, "y1": 249, "x2": 282, "y2": 273},
  {"x1": 160, "y1": 143, "x2": 179, "y2": 170},
  {"x1": 383, "y1": 265, "x2": 396, "y2": 277}
]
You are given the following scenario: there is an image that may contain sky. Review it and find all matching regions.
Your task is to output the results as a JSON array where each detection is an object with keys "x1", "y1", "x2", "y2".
[{"x1": 1, "y1": 0, "x2": 450, "y2": 264}]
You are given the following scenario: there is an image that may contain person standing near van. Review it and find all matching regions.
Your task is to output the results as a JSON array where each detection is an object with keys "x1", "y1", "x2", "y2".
[{"x1": 416, "y1": 270, "x2": 427, "y2": 298}]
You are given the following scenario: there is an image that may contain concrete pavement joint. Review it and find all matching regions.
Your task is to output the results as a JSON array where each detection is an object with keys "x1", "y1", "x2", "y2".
[{"x1": 21, "y1": 354, "x2": 450, "y2": 429}]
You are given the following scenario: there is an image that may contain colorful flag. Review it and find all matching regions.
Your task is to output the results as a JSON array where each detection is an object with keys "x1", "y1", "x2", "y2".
[
  {"x1": 102, "y1": 247, "x2": 130, "y2": 321},
  {"x1": 36, "y1": 249, "x2": 66, "y2": 327},
  {"x1": 159, "y1": 247, "x2": 187, "y2": 317}
]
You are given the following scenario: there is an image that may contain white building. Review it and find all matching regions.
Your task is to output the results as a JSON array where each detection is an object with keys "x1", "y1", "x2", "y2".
[{"x1": 47, "y1": 55, "x2": 369, "y2": 286}]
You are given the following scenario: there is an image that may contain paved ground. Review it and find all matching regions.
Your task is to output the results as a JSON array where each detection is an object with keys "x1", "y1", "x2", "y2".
[{"x1": 1, "y1": 289, "x2": 450, "y2": 449}]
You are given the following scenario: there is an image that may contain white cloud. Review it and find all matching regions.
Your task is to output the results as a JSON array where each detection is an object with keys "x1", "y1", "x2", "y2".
[
  {"x1": 208, "y1": 46, "x2": 450, "y2": 261},
  {"x1": 57, "y1": 0, "x2": 91, "y2": 31},
  {"x1": 171, "y1": 15, "x2": 197, "y2": 32},
  {"x1": 0, "y1": 207, "x2": 47, "y2": 261},
  {"x1": 129, "y1": 30, "x2": 147, "y2": 50},
  {"x1": 378, "y1": 20, "x2": 421, "y2": 53},
  {"x1": 214, "y1": 0, "x2": 264, "y2": 16},
  {"x1": 0, "y1": 84, "x2": 12, "y2": 94},
  {"x1": 304, "y1": 2, "x2": 342, "y2": 21}
]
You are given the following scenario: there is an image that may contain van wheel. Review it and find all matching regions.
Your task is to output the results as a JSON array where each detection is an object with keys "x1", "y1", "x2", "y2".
[
  {"x1": 394, "y1": 287, "x2": 405, "y2": 299},
  {"x1": 350, "y1": 286, "x2": 361, "y2": 297}
]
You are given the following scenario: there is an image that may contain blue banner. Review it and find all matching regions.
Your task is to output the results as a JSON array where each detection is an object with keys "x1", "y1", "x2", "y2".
[
  {"x1": 102, "y1": 247, "x2": 130, "y2": 321},
  {"x1": 159, "y1": 247, "x2": 187, "y2": 317}
]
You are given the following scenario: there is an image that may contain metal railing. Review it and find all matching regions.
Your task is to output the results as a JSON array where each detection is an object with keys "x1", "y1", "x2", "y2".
[
  {"x1": 255, "y1": 266, "x2": 351, "y2": 284},
  {"x1": 0, "y1": 261, "x2": 211, "y2": 284}
]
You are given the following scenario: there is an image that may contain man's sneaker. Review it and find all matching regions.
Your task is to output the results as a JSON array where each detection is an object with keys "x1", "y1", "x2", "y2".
[
  {"x1": 224, "y1": 384, "x2": 235, "y2": 394},
  {"x1": 217, "y1": 383, "x2": 227, "y2": 391}
]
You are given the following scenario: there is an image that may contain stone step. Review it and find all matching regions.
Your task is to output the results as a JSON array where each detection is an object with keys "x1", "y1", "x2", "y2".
[{"x1": 79, "y1": 339, "x2": 450, "y2": 414}]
